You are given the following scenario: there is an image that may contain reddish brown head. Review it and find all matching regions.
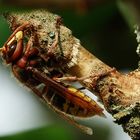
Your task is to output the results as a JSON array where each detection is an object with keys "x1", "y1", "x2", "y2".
[{"x1": 0, "y1": 31, "x2": 24, "y2": 64}]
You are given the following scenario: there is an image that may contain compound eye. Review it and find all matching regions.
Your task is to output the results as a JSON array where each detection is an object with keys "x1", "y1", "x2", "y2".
[{"x1": 7, "y1": 41, "x2": 17, "y2": 58}]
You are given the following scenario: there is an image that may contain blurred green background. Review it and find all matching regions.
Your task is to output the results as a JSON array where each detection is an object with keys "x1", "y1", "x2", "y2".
[{"x1": 0, "y1": 0, "x2": 139, "y2": 140}]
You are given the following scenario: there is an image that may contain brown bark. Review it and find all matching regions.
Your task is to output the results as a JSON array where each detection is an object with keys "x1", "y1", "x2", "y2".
[{"x1": 3, "y1": 10, "x2": 140, "y2": 140}]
